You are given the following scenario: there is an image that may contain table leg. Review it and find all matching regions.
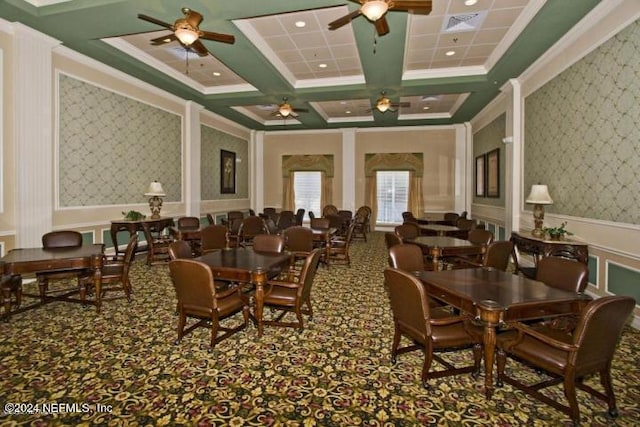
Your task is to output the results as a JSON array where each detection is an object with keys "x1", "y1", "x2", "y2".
[
  {"x1": 252, "y1": 269, "x2": 266, "y2": 337},
  {"x1": 482, "y1": 324, "x2": 497, "y2": 398},
  {"x1": 324, "y1": 235, "x2": 331, "y2": 267},
  {"x1": 477, "y1": 302, "x2": 503, "y2": 399},
  {"x1": 429, "y1": 248, "x2": 442, "y2": 271},
  {"x1": 2, "y1": 286, "x2": 10, "y2": 320},
  {"x1": 92, "y1": 254, "x2": 103, "y2": 313}
]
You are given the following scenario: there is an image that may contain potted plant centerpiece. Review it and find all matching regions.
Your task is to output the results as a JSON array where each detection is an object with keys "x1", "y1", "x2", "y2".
[
  {"x1": 122, "y1": 210, "x2": 146, "y2": 221},
  {"x1": 542, "y1": 221, "x2": 572, "y2": 240}
]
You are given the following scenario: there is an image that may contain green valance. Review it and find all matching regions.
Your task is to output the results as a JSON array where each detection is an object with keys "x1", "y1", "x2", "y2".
[
  {"x1": 364, "y1": 153, "x2": 423, "y2": 177},
  {"x1": 282, "y1": 154, "x2": 334, "y2": 178}
]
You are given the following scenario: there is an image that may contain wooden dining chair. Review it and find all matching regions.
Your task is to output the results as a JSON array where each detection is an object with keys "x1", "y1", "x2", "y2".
[
  {"x1": 394, "y1": 223, "x2": 420, "y2": 240},
  {"x1": 276, "y1": 210, "x2": 296, "y2": 231},
  {"x1": 1, "y1": 270, "x2": 23, "y2": 319},
  {"x1": 36, "y1": 230, "x2": 90, "y2": 301},
  {"x1": 200, "y1": 224, "x2": 229, "y2": 254},
  {"x1": 261, "y1": 249, "x2": 323, "y2": 331},
  {"x1": 284, "y1": 226, "x2": 314, "y2": 270},
  {"x1": 168, "y1": 259, "x2": 249, "y2": 348},
  {"x1": 95, "y1": 234, "x2": 138, "y2": 302},
  {"x1": 497, "y1": 296, "x2": 636, "y2": 426},
  {"x1": 384, "y1": 267, "x2": 482, "y2": 389},
  {"x1": 168, "y1": 240, "x2": 193, "y2": 260},
  {"x1": 310, "y1": 217, "x2": 330, "y2": 230},
  {"x1": 252, "y1": 234, "x2": 285, "y2": 253},
  {"x1": 142, "y1": 221, "x2": 174, "y2": 266}
]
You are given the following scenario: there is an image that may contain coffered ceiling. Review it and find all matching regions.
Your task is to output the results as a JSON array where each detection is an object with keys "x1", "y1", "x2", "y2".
[{"x1": 0, "y1": 0, "x2": 600, "y2": 130}]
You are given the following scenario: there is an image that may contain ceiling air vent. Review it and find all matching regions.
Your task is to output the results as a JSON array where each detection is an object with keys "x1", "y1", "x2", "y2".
[{"x1": 442, "y1": 11, "x2": 487, "y2": 32}]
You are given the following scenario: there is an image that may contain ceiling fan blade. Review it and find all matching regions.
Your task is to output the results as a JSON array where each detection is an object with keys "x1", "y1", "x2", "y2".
[
  {"x1": 200, "y1": 31, "x2": 236, "y2": 44},
  {"x1": 183, "y1": 9, "x2": 204, "y2": 28},
  {"x1": 392, "y1": 102, "x2": 411, "y2": 108},
  {"x1": 328, "y1": 10, "x2": 362, "y2": 30},
  {"x1": 137, "y1": 14, "x2": 173, "y2": 30},
  {"x1": 391, "y1": 1, "x2": 433, "y2": 14},
  {"x1": 191, "y1": 40, "x2": 210, "y2": 57},
  {"x1": 293, "y1": 108, "x2": 309, "y2": 113},
  {"x1": 150, "y1": 33, "x2": 177, "y2": 45},
  {"x1": 374, "y1": 16, "x2": 390, "y2": 36}
]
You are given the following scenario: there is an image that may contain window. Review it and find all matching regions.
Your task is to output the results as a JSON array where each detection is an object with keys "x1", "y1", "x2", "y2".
[
  {"x1": 376, "y1": 170, "x2": 409, "y2": 223},
  {"x1": 294, "y1": 171, "x2": 321, "y2": 217}
]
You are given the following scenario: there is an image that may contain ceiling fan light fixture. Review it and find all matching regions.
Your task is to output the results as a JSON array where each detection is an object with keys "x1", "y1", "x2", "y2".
[
  {"x1": 361, "y1": 0, "x2": 389, "y2": 22},
  {"x1": 279, "y1": 103, "x2": 293, "y2": 117},
  {"x1": 174, "y1": 21, "x2": 199, "y2": 46},
  {"x1": 376, "y1": 97, "x2": 391, "y2": 112}
]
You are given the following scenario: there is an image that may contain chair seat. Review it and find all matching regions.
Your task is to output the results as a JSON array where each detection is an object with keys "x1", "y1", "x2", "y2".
[
  {"x1": 498, "y1": 328, "x2": 572, "y2": 373},
  {"x1": 264, "y1": 285, "x2": 297, "y2": 306},
  {"x1": 101, "y1": 263, "x2": 125, "y2": 278}
]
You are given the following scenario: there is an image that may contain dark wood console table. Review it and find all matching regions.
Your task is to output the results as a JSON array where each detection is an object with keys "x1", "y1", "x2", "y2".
[
  {"x1": 110, "y1": 217, "x2": 174, "y2": 256},
  {"x1": 510, "y1": 231, "x2": 589, "y2": 278}
]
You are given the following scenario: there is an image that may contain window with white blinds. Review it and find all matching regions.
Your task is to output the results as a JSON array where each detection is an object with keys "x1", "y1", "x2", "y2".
[
  {"x1": 294, "y1": 171, "x2": 321, "y2": 217},
  {"x1": 376, "y1": 170, "x2": 409, "y2": 223}
]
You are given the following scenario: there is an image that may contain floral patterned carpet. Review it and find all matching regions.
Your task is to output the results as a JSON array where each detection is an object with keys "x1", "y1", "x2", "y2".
[{"x1": 1, "y1": 231, "x2": 638, "y2": 426}]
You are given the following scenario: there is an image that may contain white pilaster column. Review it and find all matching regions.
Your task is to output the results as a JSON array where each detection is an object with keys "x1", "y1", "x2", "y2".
[
  {"x1": 502, "y1": 78, "x2": 523, "y2": 234},
  {"x1": 454, "y1": 123, "x2": 468, "y2": 213},
  {"x1": 12, "y1": 24, "x2": 61, "y2": 247},
  {"x1": 184, "y1": 101, "x2": 203, "y2": 217},
  {"x1": 252, "y1": 131, "x2": 264, "y2": 213},
  {"x1": 342, "y1": 128, "x2": 356, "y2": 211},
  {"x1": 462, "y1": 122, "x2": 473, "y2": 214}
]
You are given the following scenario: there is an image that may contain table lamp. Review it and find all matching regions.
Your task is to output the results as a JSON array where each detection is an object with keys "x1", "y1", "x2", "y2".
[
  {"x1": 525, "y1": 184, "x2": 553, "y2": 238},
  {"x1": 145, "y1": 181, "x2": 166, "y2": 219}
]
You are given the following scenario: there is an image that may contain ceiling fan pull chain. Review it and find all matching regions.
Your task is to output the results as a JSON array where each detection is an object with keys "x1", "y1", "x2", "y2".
[
  {"x1": 373, "y1": 28, "x2": 377, "y2": 55},
  {"x1": 185, "y1": 49, "x2": 190, "y2": 75}
]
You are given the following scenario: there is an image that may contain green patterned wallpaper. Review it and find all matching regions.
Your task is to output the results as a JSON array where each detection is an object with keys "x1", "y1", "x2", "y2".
[
  {"x1": 473, "y1": 114, "x2": 505, "y2": 206},
  {"x1": 200, "y1": 125, "x2": 248, "y2": 200},
  {"x1": 524, "y1": 19, "x2": 640, "y2": 224},
  {"x1": 58, "y1": 74, "x2": 182, "y2": 206}
]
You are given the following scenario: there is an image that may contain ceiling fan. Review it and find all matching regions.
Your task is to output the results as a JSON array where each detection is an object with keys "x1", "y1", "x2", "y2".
[
  {"x1": 137, "y1": 8, "x2": 235, "y2": 57},
  {"x1": 368, "y1": 91, "x2": 410, "y2": 113},
  {"x1": 329, "y1": 0, "x2": 432, "y2": 36},
  {"x1": 271, "y1": 97, "x2": 309, "y2": 118}
]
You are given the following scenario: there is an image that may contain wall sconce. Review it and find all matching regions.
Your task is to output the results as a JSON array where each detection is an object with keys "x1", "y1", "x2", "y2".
[
  {"x1": 525, "y1": 184, "x2": 553, "y2": 238},
  {"x1": 145, "y1": 181, "x2": 166, "y2": 219}
]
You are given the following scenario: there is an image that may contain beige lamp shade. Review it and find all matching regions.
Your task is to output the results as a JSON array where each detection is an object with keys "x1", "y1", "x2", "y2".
[
  {"x1": 525, "y1": 185, "x2": 553, "y2": 205},
  {"x1": 145, "y1": 181, "x2": 166, "y2": 197}
]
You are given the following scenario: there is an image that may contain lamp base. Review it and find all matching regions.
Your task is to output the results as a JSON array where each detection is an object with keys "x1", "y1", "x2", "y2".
[
  {"x1": 531, "y1": 203, "x2": 545, "y2": 239},
  {"x1": 148, "y1": 196, "x2": 163, "y2": 220},
  {"x1": 531, "y1": 228, "x2": 545, "y2": 238}
]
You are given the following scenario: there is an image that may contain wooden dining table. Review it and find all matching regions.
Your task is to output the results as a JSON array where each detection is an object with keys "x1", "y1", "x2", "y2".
[
  {"x1": 407, "y1": 236, "x2": 485, "y2": 270},
  {"x1": 195, "y1": 247, "x2": 293, "y2": 337},
  {"x1": 1, "y1": 244, "x2": 105, "y2": 315},
  {"x1": 416, "y1": 268, "x2": 591, "y2": 399},
  {"x1": 417, "y1": 223, "x2": 465, "y2": 237}
]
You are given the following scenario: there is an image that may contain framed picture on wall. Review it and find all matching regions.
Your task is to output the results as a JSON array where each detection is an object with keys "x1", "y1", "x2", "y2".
[
  {"x1": 475, "y1": 155, "x2": 485, "y2": 197},
  {"x1": 220, "y1": 149, "x2": 236, "y2": 194},
  {"x1": 486, "y1": 148, "x2": 500, "y2": 198}
]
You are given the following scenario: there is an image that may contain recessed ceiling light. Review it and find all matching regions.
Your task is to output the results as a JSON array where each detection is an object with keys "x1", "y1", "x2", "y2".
[
  {"x1": 213, "y1": 72, "x2": 221, "y2": 76},
  {"x1": 345, "y1": 110, "x2": 351, "y2": 114},
  {"x1": 445, "y1": 50, "x2": 456, "y2": 56},
  {"x1": 464, "y1": 0, "x2": 478, "y2": 6},
  {"x1": 318, "y1": 63, "x2": 327, "y2": 68},
  {"x1": 423, "y1": 106, "x2": 430, "y2": 110},
  {"x1": 295, "y1": 20, "x2": 306, "y2": 28}
]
